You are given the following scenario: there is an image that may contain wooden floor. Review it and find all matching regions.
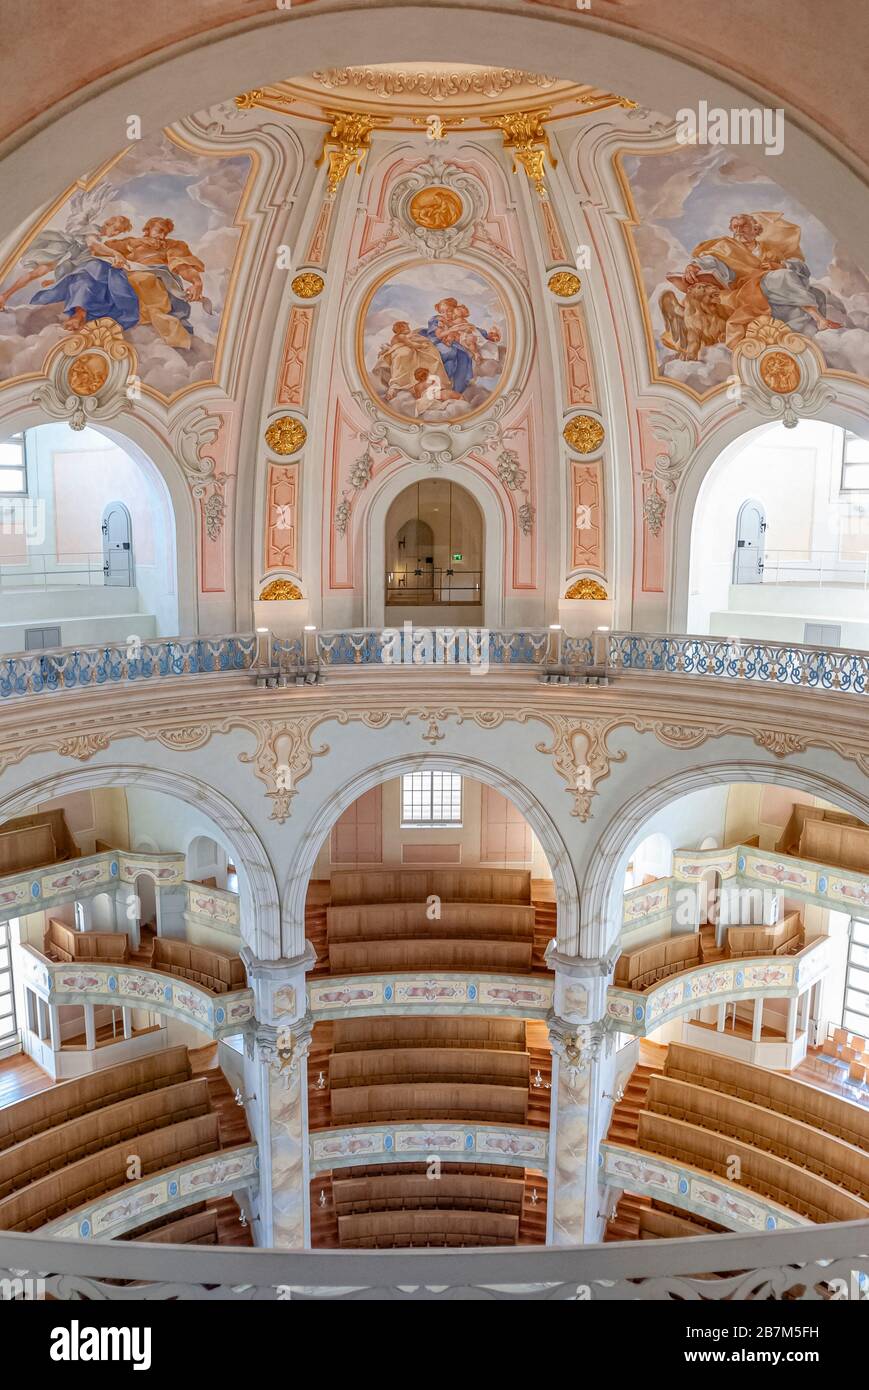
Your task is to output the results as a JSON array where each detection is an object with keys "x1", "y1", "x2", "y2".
[
  {"x1": 0, "y1": 1051, "x2": 52, "y2": 1107},
  {"x1": 796, "y1": 1048, "x2": 869, "y2": 1111}
]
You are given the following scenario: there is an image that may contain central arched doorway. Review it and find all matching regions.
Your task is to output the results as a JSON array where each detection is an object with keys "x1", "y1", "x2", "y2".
[{"x1": 384, "y1": 479, "x2": 483, "y2": 625}]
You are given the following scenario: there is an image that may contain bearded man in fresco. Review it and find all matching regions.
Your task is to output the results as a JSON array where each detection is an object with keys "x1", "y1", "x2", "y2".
[
  {"x1": 676, "y1": 212, "x2": 844, "y2": 348},
  {"x1": 96, "y1": 215, "x2": 206, "y2": 350}
]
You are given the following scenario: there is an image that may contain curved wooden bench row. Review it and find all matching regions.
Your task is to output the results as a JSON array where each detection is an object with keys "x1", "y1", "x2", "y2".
[
  {"x1": 646, "y1": 1075, "x2": 869, "y2": 1201},
  {"x1": 332, "y1": 1173, "x2": 524, "y2": 1217},
  {"x1": 150, "y1": 938, "x2": 245, "y2": 995},
  {"x1": 665, "y1": 1043, "x2": 869, "y2": 1152},
  {"x1": 329, "y1": 1047, "x2": 530, "y2": 1091},
  {"x1": 329, "y1": 937, "x2": 533, "y2": 974},
  {"x1": 137, "y1": 1209, "x2": 220, "y2": 1245},
  {"x1": 329, "y1": 868, "x2": 531, "y2": 906},
  {"x1": 0, "y1": 1078, "x2": 210, "y2": 1201},
  {"x1": 0, "y1": 1113, "x2": 221, "y2": 1233},
  {"x1": 329, "y1": 1082, "x2": 528, "y2": 1126},
  {"x1": 338, "y1": 1209, "x2": 519, "y2": 1248},
  {"x1": 0, "y1": 1046, "x2": 191, "y2": 1152},
  {"x1": 726, "y1": 913, "x2": 803, "y2": 959},
  {"x1": 44, "y1": 919, "x2": 129, "y2": 964},
  {"x1": 614, "y1": 932, "x2": 702, "y2": 992},
  {"x1": 332, "y1": 1018, "x2": 526, "y2": 1053},
  {"x1": 637, "y1": 1111, "x2": 869, "y2": 1224},
  {"x1": 326, "y1": 902, "x2": 535, "y2": 944},
  {"x1": 638, "y1": 1208, "x2": 708, "y2": 1240}
]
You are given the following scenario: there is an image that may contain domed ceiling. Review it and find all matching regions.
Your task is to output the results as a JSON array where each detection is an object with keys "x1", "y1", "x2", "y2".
[{"x1": 0, "y1": 59, "x2": 865, "y2": 638}]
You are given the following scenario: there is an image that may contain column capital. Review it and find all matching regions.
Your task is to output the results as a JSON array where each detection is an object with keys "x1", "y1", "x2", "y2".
[
  {"x1": 240, "y1": 941, "x2": 317, "y2": 1026},
  {"x1": 246, "y1": 1012, "x2": 313, "y2": 1080},
  {"x1": 544, "y1": 943, "x2": 617, "y2": 1023},
  {"x1": 546, "y1": 1012, "x2": 608, "y2": 1073}
]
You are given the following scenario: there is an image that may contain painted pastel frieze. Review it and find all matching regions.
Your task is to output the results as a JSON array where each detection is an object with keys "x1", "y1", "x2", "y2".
[
  {"x1": 360, "y1": 261, "x2": 510, "y2": 423},
  {"x1": 0, "y1": 131, "x2": 253, "y2": 399}
]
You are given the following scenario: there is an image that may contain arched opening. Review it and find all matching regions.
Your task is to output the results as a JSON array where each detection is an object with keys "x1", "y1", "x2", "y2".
[
  {"x1": 610, "y1": 777, "x2": 869, "y2": 1071},
  {"x1": 623, "y1": 832, "x2": 673, "y2": 890},
  {"x1": 303, "y1": 766, "x2": 556, "y2": 1249},
  {"x1": 185, "y1": 834, "x2": 228, "y2": 889},
  {"x1": 0, "y1": 420, "x2": 179, "y2": 654},
  {"x1": 384, "y1": 479, "x2": 483, "y2": 625},
  {"x1": 688, "y1": 420, "x2": 869, "y2": 650}
]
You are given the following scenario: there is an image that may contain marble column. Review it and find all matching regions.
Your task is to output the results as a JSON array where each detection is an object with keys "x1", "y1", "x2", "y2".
[
  {"x1": 544, "y1": 946, "x2": 612, "y2": 1245},
  {"x1": 241, "y1": 943, "x2": 316, "y2": 1248}
]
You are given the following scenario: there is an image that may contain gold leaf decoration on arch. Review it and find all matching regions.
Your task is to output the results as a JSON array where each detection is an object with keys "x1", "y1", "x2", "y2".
[
  {"x1": 259, "y1": 579, "x2": 303, "y2": 601},
  {"x1": 265, "y1": 416, "x2": 307, "y2": 455},
  {"x1": 565, "y1": 578, "x2": 607, "y2": 600}
]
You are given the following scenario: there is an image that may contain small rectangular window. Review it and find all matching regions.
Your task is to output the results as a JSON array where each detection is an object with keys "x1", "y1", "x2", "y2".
[
  {"x1": 841, "y1": 430, "x2": 869, "y2": 492},
  {"x1": 401, "y1": 771, "x2": 462, "y2": 827},
  {"x1": 0, "y1": 433, "x2": 27, "y2": 496}
]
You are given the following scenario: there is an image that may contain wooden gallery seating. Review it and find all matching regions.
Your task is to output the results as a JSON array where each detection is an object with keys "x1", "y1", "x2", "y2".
[
  {"x1": 0, "y1": 1047, "x2": 192, "y2": 1149},
  {"x1": 326, "y1": 903, "x2": 535, "y2": 974},
  {"x1": 613, "y1": 932, "x2": 702, "y2": 991},
  {"x1": 777, "y1": 805, "x2": 869, "y2": 872},
  {"x1": 645, "y1": 1075, "x2": 869, "y2": 1201},
  {"x1": 326, "y1": 1017, "x2": 530, "y2": 1126},
  {"x1": 725, "y1": 912, "x2": 803, "y2": 959},
  {"x1": 664, "y1": 1043, "x2": 869, "y2": 1151},
  {"x1": 0, "y1": 1047, "x2": 247, "y2": 1234},
  {"x1": 0, "y1": 1079, "x2": 210, "y2": 1200},
  {"x1": 44, "y1": 919, "x2": 130, "y2": 964},
  {"x1": 337, "y1": 1210, "x2": 517, "y2": 1248},
  {"x1": 332, "y1": 1018, "x2": 526, "y2": 1053},
  {"x1": 329, "y1": 868, "x2": 532, "y2": 906},
  {"x1": 0, "y1": 1114, "x2": 221, "y2": 1232},
  {"x1": 0, "y1": 810, "x2": 76, "y2": 875},
  {"x1": 636, "y1": 1110, "x2": 869, "y2": 1223},
  {"x1": 150, "y1": 938, "x2": 246, "y2": 994}
]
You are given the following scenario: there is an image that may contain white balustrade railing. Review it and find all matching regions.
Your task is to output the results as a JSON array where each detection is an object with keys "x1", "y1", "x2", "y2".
[{"x1": 1, "y1": 1219, "x2": 866, "y2": 1300}]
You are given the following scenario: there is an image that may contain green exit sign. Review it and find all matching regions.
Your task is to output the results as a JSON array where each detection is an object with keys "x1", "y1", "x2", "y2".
[{"x1": 452, "y1": 552, "x2": 463, "y2": 562}]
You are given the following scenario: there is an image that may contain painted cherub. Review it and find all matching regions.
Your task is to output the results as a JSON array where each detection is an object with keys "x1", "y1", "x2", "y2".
[{"x1": 438, "y1": 302, "x2": 501, "y2": 365}]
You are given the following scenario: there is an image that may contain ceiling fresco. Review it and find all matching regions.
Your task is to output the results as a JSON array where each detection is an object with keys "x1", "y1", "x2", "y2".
[
  {"x1": 0, "y1": 60, "x2": 864, "y2": 637},
  {"x1": 619, "y1": 144, "x2": 869, "y2": 397},
  {"x1": 0, "y1": 131, "x2": 255, "y2": 400}
]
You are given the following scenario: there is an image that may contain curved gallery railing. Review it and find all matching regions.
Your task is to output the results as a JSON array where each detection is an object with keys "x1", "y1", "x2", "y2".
[
  {"x1": 18, "y1": 946, "x2": 254, "y2": 1039},
  {"x1": 599, "y1": 1142, "x2": 805, "y2": 1234},
  {"x1": 309, "y1": 973, "x2": 553, "y2": 1020},
  {"x1": 1, "y1": 627, "x2": 867, "y2": 698},
  {"x1": 40, "y1": 1145, "x2": 258, "y2": 1241},
  {"x1": 0, "y1": 634, "x2": 256, "y2": 699},
  {"x1": 309, "y1": 1122, "x2": 548, "y2": 1174},
  {"x1": 2, "y1": 1219, "x2": 867, "y2": 1300},
  {"x1": 607, "y1": 631, "x2": 869, "y2": 696},
  {"x1": 607, "y1": 937, "x2": 831, "y2": 1036}
]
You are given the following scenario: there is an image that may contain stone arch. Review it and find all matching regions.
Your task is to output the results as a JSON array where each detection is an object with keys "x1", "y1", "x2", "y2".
[
  {"x1": 581, "y1": 760, "x2": 869, "y2": 961},
  {"x1": 281, "y1": 750, "x2": 580, "y2": 959},
  {"x1": 0, "y1": 765, "x2": 280, "y2": 956}
]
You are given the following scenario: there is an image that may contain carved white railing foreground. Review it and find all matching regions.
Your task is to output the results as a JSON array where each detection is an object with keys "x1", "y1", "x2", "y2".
[
  {"x1": 607, "y1": 632, "x2": 869, "y2": 696},
  {"x1": 1, "y1": 1219, "x2": 867, "y2": 1300}
]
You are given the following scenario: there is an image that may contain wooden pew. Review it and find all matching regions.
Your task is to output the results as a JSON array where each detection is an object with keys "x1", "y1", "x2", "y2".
[
  {"x1": 137, "y1": 1209, "x2": 220, "y2": 1245},
  {"x1": 329, "y1": 1047, "x2": 529, "y2": 1090},
  {"x1": 0, "y1": 1079, "x2": 211, "y2": 1201},
  {"x1": 44, "y1": 918, "x2": 130, "y2": 964},
  {"x1": 664, "y1": 1043, "x2": 869, "y2": 1151},
  {"x1": 0, "y1": 1047, "x2": 192, "y2": 1151},
  {"x1": 0, "y1": 1114, "x2": 222, "y2": 1233},
  {"x1": 646, "y1": 1074, "x2": 869, "y2": 1200},
  {"x1": 330, "y1": 1081, "x2": 528, "y2": 1126},
  {"x1": 329, "y1": 868, "x2": 531, "y2": 906},
  {"x1": 150, "y1": 938, "x2": 245, "y2": 994},
  {"x1": 326, "y1": 901, "x2": 535, "y2": 944},
  {"x1": 331, "y1": 1172, "x2": 525, "y2": 1216},
  {"x1": 332, "y1": 1018, "x2": 526, "y2": 1053},
  {"x1": 328, "y1": 937, "x2": 532, "y2": 974},
  {"x1": 726, "y1": 912, "x2": 803, "y2": 959},
  {"x1": 637, "y1": 1111, "x2": 869, "y2": 1223},
  {"x1": 338, "y1": 1209, "x2": 519, "y2": 1247},
  {"x1": 613, "y1": 932, "x2": 702, "y2": 991}
]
